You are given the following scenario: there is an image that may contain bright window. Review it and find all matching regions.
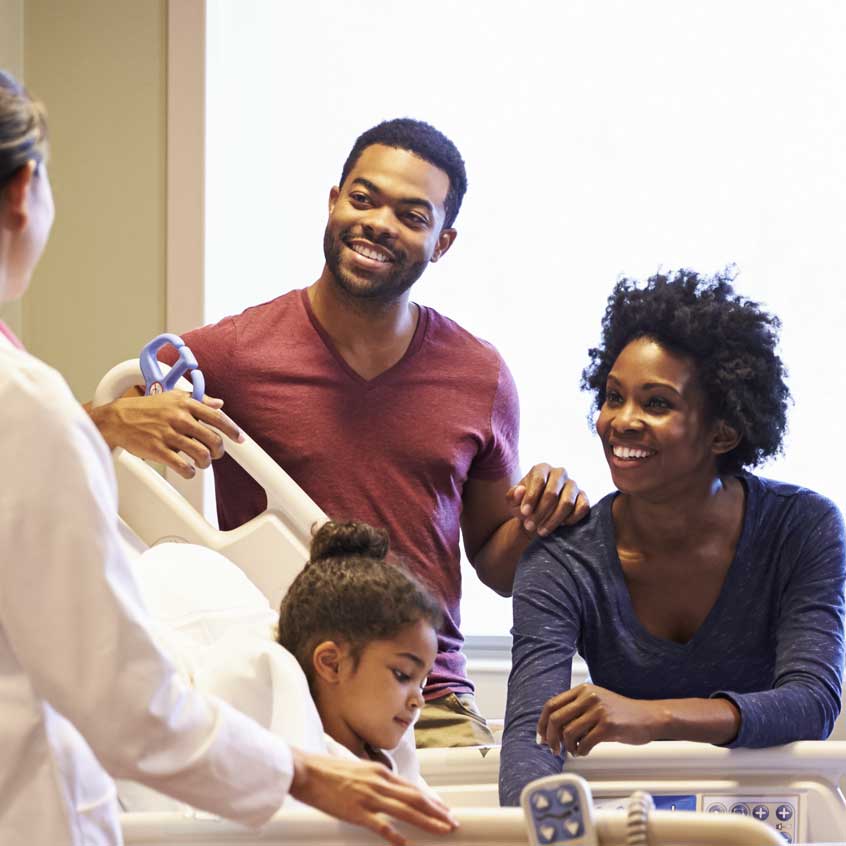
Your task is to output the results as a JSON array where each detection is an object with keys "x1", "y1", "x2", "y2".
[{"x1": 204, "y1": 0, "x2": 846, "y2": 636}]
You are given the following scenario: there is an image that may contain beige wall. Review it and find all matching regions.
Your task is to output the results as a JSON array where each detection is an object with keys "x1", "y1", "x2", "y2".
[{"x1": 20, "y1": 0, "x2": 167, "y2": 399}]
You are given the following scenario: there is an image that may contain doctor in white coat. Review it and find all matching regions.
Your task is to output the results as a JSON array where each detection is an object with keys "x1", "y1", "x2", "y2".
[{"x1": 0, "y1": 70, "x2": 457, "y2": 846}]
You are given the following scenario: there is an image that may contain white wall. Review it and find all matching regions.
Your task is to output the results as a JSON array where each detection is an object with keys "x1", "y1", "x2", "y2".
[{"x1": 204, "y1": 0, "x2": 846, "y2": 636}]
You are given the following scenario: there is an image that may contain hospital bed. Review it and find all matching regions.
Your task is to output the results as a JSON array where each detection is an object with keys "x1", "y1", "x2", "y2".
[
  {"x1": 420, "y1": 743, "x2": 846, "y2": 843},
  {"x1": 94, "y1": 353, "x2": 844, "y2": 845},
  {"x1": 92, "y1": 356, "x2": 326, "y2": 605}
]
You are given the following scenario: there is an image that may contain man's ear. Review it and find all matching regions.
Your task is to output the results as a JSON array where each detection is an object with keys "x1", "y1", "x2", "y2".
[
  {"x1": 711, "y1": 419, "x2": 742, "y2": 457},
  {"x1": 312, "y1": 640, "x2": 344, "y2": 685},
  {"x1": 0, "y1": 161, "x2": 36, "y2": 232},
  {"x1": 430, "y1": 227, "x2": 457, "y2": 263},
  {"x1": 328, "y1": 185, "x2": 340, "y2": 216}
]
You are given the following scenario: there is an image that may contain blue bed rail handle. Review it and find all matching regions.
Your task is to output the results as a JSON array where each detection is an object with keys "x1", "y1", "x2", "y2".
[{"x1": 139, "y1": 333, "x2": 205, "y2": 401}]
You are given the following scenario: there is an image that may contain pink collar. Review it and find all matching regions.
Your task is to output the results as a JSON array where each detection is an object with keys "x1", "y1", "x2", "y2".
[{"x1": 0, "y1": 320, "x2": 24, "y2": 350}]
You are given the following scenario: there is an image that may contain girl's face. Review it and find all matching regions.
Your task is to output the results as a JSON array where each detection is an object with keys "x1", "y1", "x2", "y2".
[
  {"x1": 595, "y1": 337, "x2": 722, "y2": 499},
  {"x1": 335, "y1": 619, "x2": 437, "y2": 756}
]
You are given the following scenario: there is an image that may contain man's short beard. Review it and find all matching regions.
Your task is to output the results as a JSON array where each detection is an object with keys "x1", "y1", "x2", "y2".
[{"x1": 323, "y1": 225, "x2": 428, "y2": 305}]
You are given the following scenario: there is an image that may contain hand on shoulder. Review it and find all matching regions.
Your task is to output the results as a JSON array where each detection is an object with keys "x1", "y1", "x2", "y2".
[{"x1": 507, "y1": 463, "x2": 591, "y2": 537}]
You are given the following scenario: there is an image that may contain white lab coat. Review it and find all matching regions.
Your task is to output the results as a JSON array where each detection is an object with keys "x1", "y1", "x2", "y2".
[{"x1": 0, "y1": 338, "x2": 293, "y2": 845}]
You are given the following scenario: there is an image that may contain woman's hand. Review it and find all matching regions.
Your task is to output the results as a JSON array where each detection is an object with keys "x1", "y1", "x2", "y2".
[
  {"x1": 537, "y1": 683, "x2": 665, "y2": 757},
  {"x1": 290, "y1": 749, "x2": 459, "y2": 846}
]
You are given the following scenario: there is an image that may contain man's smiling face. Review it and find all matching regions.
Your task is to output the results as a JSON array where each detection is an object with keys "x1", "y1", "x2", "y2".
[{"x1": 322, "y1": 144, "x2": 454, "y2": 304}]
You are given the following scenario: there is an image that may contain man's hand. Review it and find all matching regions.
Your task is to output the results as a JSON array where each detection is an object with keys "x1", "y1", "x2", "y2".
[
  {"x1": 538, "y1": 684, "x2": 661, "y2": 757},
  {"x1": 507, "y1": 463, "x2": 590, "y2": 537},
  {"x1": 86, "y1": 390, "x2": 243, "y2": 479},
  {"x1": 290, "y1": 750, "x2": 459, "y2": 846}
]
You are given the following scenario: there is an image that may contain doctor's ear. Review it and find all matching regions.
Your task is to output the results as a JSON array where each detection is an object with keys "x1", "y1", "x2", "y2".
[
  {"x1": 0, "y1": 161, "x2": 36, "y2": 231},
  {"x1": 711, "y1": 419, "x2": 742, "y2": 457},
  {"x1": 312, "y1": 640, "x2": 344, "y2": 685}
]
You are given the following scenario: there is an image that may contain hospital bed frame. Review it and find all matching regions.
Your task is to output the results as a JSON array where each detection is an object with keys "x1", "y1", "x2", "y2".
[
  {"x1": 420, "y1": 743, "x2": 846, "y2": 842},
  {"x1": 95, "y1": 360, "x2": 844, "y2": 844},
  {"x1": 120, "y1": 805, "x2": 782, "y2": 845},
  {"x1": 93, "y1": 359, "x2": 326, "y2": 606}
]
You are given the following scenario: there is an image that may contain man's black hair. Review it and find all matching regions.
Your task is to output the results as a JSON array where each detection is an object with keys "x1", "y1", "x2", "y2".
[{"x1": 339, "y1": 118, "x2": 467, "y2": 229}]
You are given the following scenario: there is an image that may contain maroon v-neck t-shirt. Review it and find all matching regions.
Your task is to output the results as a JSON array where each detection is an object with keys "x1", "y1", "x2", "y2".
[{"x1": 166, "y1": 289, "x2": 520, "y2": 697}]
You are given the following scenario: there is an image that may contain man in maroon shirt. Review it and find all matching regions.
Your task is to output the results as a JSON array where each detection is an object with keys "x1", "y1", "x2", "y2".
[{"x1": 90, "y1": 119, "x2": 588, "y2": 746}]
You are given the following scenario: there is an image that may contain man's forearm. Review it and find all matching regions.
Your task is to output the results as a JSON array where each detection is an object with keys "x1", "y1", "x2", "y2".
[{"x1": 469, "y1": 517, "x2": 533, "y2": 597}]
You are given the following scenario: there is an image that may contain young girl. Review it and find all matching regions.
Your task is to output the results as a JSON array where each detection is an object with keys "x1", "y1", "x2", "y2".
[{"x1": 278, "y1": 520, "x2": 443, "y2": 773}]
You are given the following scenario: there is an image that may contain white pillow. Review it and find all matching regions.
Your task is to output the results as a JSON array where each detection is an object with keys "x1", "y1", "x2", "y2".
[
  {"x1": 132, "y1": 542, "x2": 277, "y2": 646},
  {"x1": 120, "y1": 542, "x2": 326, "y2": 813}
]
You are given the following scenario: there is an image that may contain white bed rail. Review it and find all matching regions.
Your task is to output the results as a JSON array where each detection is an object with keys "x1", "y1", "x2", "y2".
[
  {"x1": 420, "y1": 741, "x2": 846, "y2": 785},
  {"x1": 419, "y1": 741, "x2": 846, "y2": 842},
  {"x1": 92, "y1": 359, "x2": 327, "y2": 605},
  {"x1": 121, "y1": 806, "x2": 782, "y2": 846}
]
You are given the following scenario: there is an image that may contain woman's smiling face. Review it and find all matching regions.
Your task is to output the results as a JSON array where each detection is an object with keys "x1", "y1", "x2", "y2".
[{"x1": 596, "y1": 337, "x2": 723, "y2": 498}]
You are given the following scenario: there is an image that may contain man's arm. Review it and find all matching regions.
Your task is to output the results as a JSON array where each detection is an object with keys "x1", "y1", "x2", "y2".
[{"x1": 461, "y1": 463, "x2": 589, "y2": 596}]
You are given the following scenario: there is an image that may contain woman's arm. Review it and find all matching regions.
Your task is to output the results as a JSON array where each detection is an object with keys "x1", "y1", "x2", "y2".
[
  {"x1": 715, "y1": 501, "x2": 845, "y2": 746},
  {"x1": 537, "y1": 684, "x2": 740, "y2": 755},
  {"x1": 499, "y1": 539, "x2": 582, "y2": 806}
]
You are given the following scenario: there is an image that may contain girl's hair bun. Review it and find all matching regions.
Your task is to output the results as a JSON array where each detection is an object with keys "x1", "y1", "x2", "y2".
[{"x1": 309, "y1": 520, "x2": 389, "y2": 563}]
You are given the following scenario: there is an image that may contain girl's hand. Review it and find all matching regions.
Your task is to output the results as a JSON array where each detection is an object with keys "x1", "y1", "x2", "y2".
[{"x1": 537, "y1": 683, "x2": 665, "y2": 757}]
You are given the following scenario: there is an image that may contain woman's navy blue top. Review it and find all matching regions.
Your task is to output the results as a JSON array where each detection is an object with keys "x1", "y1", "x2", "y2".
[{"x1": 499, "y1": 474, "x2": 845, "y2": 805}]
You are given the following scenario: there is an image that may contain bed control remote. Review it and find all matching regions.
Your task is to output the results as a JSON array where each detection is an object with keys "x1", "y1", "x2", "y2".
[{"x1": 520, "y1": 773, "x2": 599, "y2": 846}]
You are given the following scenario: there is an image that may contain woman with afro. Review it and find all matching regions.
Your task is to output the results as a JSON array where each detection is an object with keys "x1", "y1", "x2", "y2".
[{"x1": 500, "y1": 268, "x2": 845, "y2": 805}]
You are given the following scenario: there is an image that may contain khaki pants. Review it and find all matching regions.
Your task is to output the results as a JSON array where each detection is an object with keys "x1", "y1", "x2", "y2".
[{"x1": 414, "y1": 692, "x2": 496, "y2": 748}]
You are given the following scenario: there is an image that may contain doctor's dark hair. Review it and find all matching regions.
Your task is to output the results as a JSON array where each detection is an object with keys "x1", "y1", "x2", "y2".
[
  {"x1": 277, "y1": 520, "x2": 442, "y2": 684},
  {"x1": 338, "y1": 118, "x2": 467, "y2": 229},
  {"x1": 0, "y1": 70, "x2": 48, "y2": 188},
  {"x1": 581, "y1": 268, "x2": 790, "y2": 474}
]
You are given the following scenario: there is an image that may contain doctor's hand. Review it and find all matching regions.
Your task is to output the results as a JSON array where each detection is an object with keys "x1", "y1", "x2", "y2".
[
  {"x1": 538, "y1": 683, "x2": 661, "y2": 757},
  {"x1": 507, "y1": 463, "x2": 590, "y2": 537},
  {"x1": 290, "y1": 750, "x2": 459, "y2": 846},
  {"x1": 86, "y1": 388, "x2": 243, "y2": 479}
]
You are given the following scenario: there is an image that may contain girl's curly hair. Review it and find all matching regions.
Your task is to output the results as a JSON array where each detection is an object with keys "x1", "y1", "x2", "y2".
[
  {"x1": 277, "y1": 520, "x2": 442, "y2": 684},
  {"x1": 581, "y1": 268, "x2": 790, "y2": 473}
]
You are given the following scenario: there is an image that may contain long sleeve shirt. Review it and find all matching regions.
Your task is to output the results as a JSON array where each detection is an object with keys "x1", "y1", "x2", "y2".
[
  {"x1": 500, "y1": 474, "x2": 845, "y2": 805},
  {"x1": 0, "y1": 338, "x2": 294, "y2": 845}
]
